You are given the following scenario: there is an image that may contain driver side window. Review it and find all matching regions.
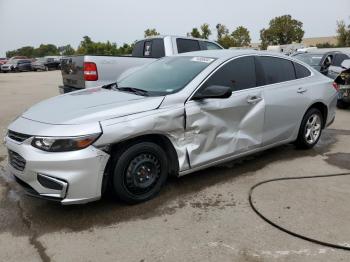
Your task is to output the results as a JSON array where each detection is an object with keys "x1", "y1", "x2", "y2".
[{"x1": 201, "y1": 56, "x2": 257, "y2": 92}]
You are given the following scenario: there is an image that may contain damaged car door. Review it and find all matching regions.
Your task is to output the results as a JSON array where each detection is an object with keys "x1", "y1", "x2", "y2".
[{"x1": 184, "y1": 56, "x2": 265, "y2": 168}]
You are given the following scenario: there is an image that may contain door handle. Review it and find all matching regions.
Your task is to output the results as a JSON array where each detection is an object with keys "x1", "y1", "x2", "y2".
[
  {"x1": 247, "y1": 96, "x2": 262, "y2": 104},
  {"x1": 297, "y1": 87, "x2": 308, "y2": 94}
]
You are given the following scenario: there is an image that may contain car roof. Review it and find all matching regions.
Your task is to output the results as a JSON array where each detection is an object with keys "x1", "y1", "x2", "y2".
[
  {"x1": 176, "y1": 49, "x2": 290, "y2": 60},
  {"x1": 143, "y1": 35, "x2": 218, "y2": 42}
]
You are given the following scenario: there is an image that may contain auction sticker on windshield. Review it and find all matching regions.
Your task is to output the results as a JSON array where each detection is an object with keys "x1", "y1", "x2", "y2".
[{"x1": 191, "y1": 57, "x2": 215, "y2": 63}]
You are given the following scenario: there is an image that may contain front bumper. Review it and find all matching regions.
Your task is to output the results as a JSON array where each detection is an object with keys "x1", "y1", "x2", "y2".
[
  {"x1": 1, "y1": 66, "x2": 12, "y2": 71},
  {"x1": 4, "y1": 135, "x2": 110, "y2": 204}
]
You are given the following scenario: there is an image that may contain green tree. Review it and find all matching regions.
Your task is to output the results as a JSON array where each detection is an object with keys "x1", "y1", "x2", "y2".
[
  {"x1": 34, "y1": 44, "x2": 59, "y2": 57},
  {"x1": 188, "y1": 28, "x2": 202, "y2": 38},
  {"x1": 231, "y1": 26, "x2": 251, "y2": 47},
  {"x1": 6, "y1": 46, "x2": 35, "y2": 58},
  {"x1": 216, "y1": 23, "x2": 229, "y2": 40},
  {"x1": 336, "y1": 20, "x2": 350, "y2": 47},
  {"x1": 216, "y1": 23, "x2": 233, "y2": 48},
  {"x1": 200, "y1": 23, "x2": 211, "y2": 39},
  {"x1": 260, "y1": 15, "x2": 304, "y2": 50},
  {"x1": 144, "y1": 28, "x2": 160, "y2": 38},
  {"x1": 188, "y1": 23, "x2": 212, "y2": 39},
  {"x1": 58, "y1": 45, "x2": 75, "y2": 56}
]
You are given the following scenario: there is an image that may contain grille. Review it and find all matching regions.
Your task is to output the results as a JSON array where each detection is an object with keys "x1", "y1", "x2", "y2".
[
  {"x1": 8, "y1": 130, "x2": 32, "y2": 143},
  {"x1": 8, "y1": 150, "x2": 26, "y2": 171}
]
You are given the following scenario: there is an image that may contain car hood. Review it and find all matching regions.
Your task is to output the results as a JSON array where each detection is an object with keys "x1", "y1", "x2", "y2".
[{"x1": 22, "y1": 87, "x2": 164, "y2": 125}]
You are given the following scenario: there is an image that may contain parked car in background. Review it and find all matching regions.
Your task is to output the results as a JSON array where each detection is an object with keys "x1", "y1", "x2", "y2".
[
  {"x1": 59, "y1": 35, "x2": 223, "y2": 93},
  {"x1": 334, "y1": 59, "x2": 350, "y2": 109},
  {"x1": 291, "y1": 51, "x2": 350, "y2": 79},
  {"x1": 0, "y1": 58, "x2": 8, "y2": 72},
  {"x1": 0, "y1": 58, "x2": 8, "y2": 65},
  {"x1": 32, "y1": 57, "x2": 61, "y2": 71},
  {"x1": 5, "y1": 50, "x2": 337, "y2": 205},
  {"x1": 1, "y1": 59, "x2": 32, "y2": 72}
]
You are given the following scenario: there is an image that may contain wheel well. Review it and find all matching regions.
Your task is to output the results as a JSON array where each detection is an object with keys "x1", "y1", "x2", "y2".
[
  {"x1": 307, "y1": 102, "x2": 328, "y2": 128},
  {"x1": 109, "y1": 134, "x2": 179, "y2": 176}
]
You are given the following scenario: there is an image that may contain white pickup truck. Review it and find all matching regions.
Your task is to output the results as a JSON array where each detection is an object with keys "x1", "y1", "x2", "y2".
[{"x1": 59, "y1": 35, "x2": 223, "y2": 93}]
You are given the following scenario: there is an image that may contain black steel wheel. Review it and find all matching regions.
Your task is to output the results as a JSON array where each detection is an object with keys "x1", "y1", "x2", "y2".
[{"x1": 111, "y1": 142, "x2": 168, "y2": 204}]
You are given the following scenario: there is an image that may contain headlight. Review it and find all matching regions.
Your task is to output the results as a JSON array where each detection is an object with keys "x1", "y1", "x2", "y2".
[{"x1": 31, "y1": 133, "x2": 101, "y2": 152}]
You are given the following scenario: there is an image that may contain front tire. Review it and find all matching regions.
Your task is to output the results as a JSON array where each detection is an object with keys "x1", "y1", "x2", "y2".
[
  {"x1": 111, "y1": 142, "x2": 168, "y2": 204},
  {"x1": 295, "y1": 108, "x2": 323, "y2": 149}
]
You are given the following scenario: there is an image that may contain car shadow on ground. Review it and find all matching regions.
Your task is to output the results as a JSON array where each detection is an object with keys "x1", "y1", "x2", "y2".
[{"x1": 0, "y1": 129, "x2": 348, "y2": 237}]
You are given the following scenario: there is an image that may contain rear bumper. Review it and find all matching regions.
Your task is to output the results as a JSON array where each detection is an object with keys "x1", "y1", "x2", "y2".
[{"x1": 58, "y1": 85, "x2": 83, "y2": 94}]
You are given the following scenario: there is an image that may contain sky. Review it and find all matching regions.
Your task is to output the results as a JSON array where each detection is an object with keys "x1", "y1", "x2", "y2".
[{"x1": 0, "y1": 0, "x2": 349, "y2": 57}]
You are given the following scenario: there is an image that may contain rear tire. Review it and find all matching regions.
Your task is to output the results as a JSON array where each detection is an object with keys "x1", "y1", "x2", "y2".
[
  {"x1": 337, "y1": 99, "x2": 350, "y2": 109},
  {"x1": 111, "y1": 142, "x2": 168, "y2": 204},
  {"x1": 295, "y1": 108, "x2": 323, "y2": 149}
]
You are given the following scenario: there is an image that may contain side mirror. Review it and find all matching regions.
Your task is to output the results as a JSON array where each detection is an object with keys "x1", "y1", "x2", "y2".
[
  {"x1": 341, "y1": 59, "x2": 350, "y2": 69},
  {"x1": 192, "y1": 85, "x2": 232, "y2": 100}
]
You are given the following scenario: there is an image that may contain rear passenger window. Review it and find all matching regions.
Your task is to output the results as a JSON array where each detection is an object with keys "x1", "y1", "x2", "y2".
[
  {"x1": 257, "y1": 56, "x2": 296, "y2": 84},
  {"x1": 132, "y1": 41, "x2": 144, "y2": 57},
  {"x1": 150, "y1": 39, "x2": 165, "y2": 58},
  {"x1": 332, "y1": 54, "x2": 349, "y2": 67},
  {"x1": 132, "y1": 39, "x2": 165, "y2": 58},
  {"x1": 200, "y1": 41, "x2": 222, "y2": 50},
  {"x1": 294, "y1": 62, "x2": 311, "y2": 79},
  {"x1": 177, "y1": 39, "x2": 200, "y2": 54},
  {"x1": 202, "y1": 56, "x2": 256, "y2": 92}
]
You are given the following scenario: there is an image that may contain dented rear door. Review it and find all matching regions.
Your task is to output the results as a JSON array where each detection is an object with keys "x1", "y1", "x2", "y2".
[{"x1": 184, "y1": 56, "x2": 265, "y2": 168}]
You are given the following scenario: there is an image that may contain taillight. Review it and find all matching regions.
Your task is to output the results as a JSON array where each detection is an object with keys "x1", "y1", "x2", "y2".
[
  {"x1": 332, "y1": 82, "x2": 339, "y2": 91},
  {"x1": 84, "y1": 62, "x2": 98, "y2": 81}
]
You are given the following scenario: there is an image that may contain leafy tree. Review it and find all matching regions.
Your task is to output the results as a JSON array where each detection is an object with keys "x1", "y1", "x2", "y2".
[
  {"x1": 200, "y1": 23, "x2": 211, "y2": 39},
  {"x1": 260, "y1": 15, "x2": 304, "y2": 50},
  {"x1": 58, "y1": 45, "x2": 75, "y2": 56},
  {"x1": 34, "y1": 44, "x2": 59, "y2": 57},
  {"x1": 216, "y1": 23, "x2": 229, "y2": 41},
  {"x1": 336, "y1": 20, "x2": 350, "y2": 47},
  {"x1": 188, "y1": 28, "x2": 202, "y2": 38},
  {"x1": 144, "y1": 28, "x2": 160, "y2": 38},
  {"x1": 6, "y1": 46, "x2": 35, "y2": 58},
  {"x1": 216, "y1": 24, "x2": 233, "y2": 48},
  {"x1": 188, "y1": 23, "x2": 212, "y2": 39},
  {"x1": 215, "y1": 24, "x2": 251, "y2": 48},
  {"x1": 118, "y1": 43, "x2": 134, "y2": 55},
  {"x1": 231, "y1": 26, "x2": 251, "y2": 47}
]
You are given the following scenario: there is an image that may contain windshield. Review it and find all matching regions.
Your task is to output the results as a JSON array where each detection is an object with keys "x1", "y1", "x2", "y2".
[
  {"x1": 117, "y1": 56, "x2": 215, "y2": 96},
  {"x1": 293, "y1": 53, "x2": 323, "y2": 66}
]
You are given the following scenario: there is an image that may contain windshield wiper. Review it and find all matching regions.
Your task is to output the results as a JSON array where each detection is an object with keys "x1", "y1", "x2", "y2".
[
  {"x1": 114, "y1": 86, "x2": 149, "y2": 96},
  {"x1": 101, "y1": 82, "x2": 118, "y2": 90}
]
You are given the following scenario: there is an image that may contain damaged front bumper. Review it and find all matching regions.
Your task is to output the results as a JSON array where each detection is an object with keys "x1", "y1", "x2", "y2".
[{"x1": 5, "y1": 135, "x2": 110, "y2": 205}]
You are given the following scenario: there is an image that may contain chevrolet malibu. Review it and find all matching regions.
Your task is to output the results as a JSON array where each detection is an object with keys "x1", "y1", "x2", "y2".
[{"x1": 5, "y1": 50, "x2": 337, "y2": 204}]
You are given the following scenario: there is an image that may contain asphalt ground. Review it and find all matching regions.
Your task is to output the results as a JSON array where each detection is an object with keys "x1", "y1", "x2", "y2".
[{"x1": 0, "y1": 71, "x2": 349, "y2": 262}]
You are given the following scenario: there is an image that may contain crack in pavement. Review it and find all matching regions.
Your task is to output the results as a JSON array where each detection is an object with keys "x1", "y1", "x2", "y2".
[
  {"x1": 16, "y1": 200, "x2": 51, "y2": 262},
  {"x1": 0, "y1": 165, "x2": 51, "y2": 262}
]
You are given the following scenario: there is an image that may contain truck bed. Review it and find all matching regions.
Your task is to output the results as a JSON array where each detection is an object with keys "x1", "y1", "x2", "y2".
[{"x1": 60, "y1": 55, "x2": 155, "y2": 93}]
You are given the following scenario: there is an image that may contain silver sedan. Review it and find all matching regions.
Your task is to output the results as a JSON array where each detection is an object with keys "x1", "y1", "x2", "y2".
[{"x1": 4, "y1": 50, "x2": 338, "y2": 204}]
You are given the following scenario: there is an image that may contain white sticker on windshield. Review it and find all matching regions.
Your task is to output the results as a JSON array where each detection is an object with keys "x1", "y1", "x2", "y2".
[{"x1": 191, "y1": 57, "x2": 215, "y2": 63}]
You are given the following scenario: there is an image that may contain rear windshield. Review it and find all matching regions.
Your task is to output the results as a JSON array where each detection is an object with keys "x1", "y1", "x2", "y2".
[
  {"x1": 293, "y1": 53, "x2": 323, "y2": 66},
  {"x1": 117, "y1": 56, "x2": 215, "y2": 96}
]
